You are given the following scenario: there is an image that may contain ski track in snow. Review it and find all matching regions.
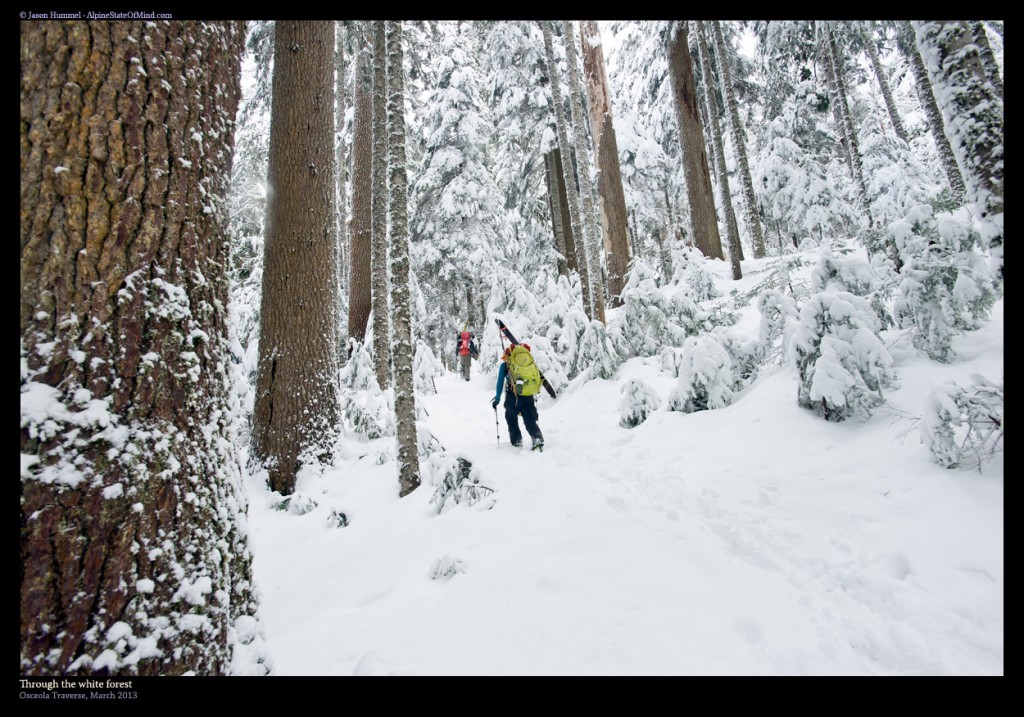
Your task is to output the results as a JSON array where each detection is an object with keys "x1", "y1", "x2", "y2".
[{"x1": 417, "y1": 357, "x2": 1001, "y2": 676}]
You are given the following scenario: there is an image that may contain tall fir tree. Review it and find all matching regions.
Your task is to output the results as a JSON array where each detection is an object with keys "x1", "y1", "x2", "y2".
[
  {"x1": 667, "y1": 21, "x2": 724, "y2": 260},
  {"x1": 370, "y1": 20, "x2": 391, "y2": 388},
  {"x1": 386, "y1": 20, "x2": 422, "y2": 497},
  {"x1": 253, "y1": 21, "x2": 340, "y2": 496}
]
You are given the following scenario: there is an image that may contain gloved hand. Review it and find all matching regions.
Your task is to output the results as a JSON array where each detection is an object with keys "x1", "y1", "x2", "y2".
[{"x1": 491, "y1": 397, "x2": 499, "y2": 410}]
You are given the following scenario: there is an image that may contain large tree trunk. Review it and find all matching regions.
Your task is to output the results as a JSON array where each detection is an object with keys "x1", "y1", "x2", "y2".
[
  {"x1": 254, "y1": 21, "x2": 340, "y2": 496},
  {"x1": 544, "y1": 148, "x2": 575, "y2": 276},
  {"x1": 370, "y1": 21, "x2": 390, "y2": 389},
  {"x1": 20, "y1": 20, "x2": 266, "y2": 675},
  {"x1": 563, "y1": 21, "x2": 606, "y2": 323},
  {"x1": 667, "y1": 22, "x2": 724, "y2": 260},
  {"x1": 578, "y1": 20, "x2": 632, "y2": 307},
  {"x1": 822, "y1": 22, "x2": 873, "y2": 225},
  {"x1": 347, "y1": 24, "x2": 372, "y2": 347},
  {"x1": 896, "y1": 21, "x2": 967, "y2": 201},
  {"x1": 541, "y1": 21, "x2": 594, "y2": 321},
  {"x1": 861, "y1": 21, "x2": 910, "y2": 144},
  {"x1": 913, "y1": 21, "x2": 1003, "y2": 281},
  {"x1": 386, "y1": 21, "x2": 421, "y2": 497},
  {"x1": 695, "y1": 22, "x2": 742, "y2": 280},
  {"x1": 710, "y1": 20, "x2": 767, "y2": 259}
]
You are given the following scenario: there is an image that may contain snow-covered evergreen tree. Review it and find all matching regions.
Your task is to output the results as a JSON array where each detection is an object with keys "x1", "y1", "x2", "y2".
[
  {"x1": 889, "y1": 204, "x2": 996, "y2": 362},
  {"x1": 921, "y1": 374, "x2": 1003, "y2": 469},
  {"x1": 792, "y1": 290, "x2": 895, "y2": 422},
  {"x1": 340, "y1": 341, "x2": 394, "y2": 440},
  {"x1": 409, "y1": 22, "x2": 503, "y2": 360},
  {"x1": 413, "y1": 340, "x2": 445, "y2": 395},
  {"x1": 667, "y1": 333, "x2": 736, "y2": 413},
  {"x1": 619, "y1": 378, "x2": 663, "y2": 428}
]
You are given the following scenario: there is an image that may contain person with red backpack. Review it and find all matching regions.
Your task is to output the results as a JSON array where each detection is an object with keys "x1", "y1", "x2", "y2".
[{"x1": 454, "y1": 330, "x2": 479, "y2": 381}]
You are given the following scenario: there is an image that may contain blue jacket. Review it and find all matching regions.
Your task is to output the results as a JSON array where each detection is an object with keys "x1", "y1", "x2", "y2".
[{"x1": 494, "y1": 362, "x2": 508, "y2": 403}]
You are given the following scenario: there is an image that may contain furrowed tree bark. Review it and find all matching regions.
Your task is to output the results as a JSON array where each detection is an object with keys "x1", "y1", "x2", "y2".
[
  {"x1": 579, "y1": 20, "x2": 631, "y2": 307},
  {"x1": 667, "y1": 22, "x2": 724, "y2": 260},
  {"x1": 386, "y1": 20, "x2": 421, "y2": 497},
  {"x1": 254, "y1": 21, "x2": 340, "y2": 496},
  {"x1": 21, "y1": 20, "x2": 266, "y2": 675}
]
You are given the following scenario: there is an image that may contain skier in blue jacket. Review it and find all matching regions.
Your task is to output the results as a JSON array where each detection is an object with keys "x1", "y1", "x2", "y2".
[{"x1": 491, "y1": 345, "x2": 544, "y2": 450}]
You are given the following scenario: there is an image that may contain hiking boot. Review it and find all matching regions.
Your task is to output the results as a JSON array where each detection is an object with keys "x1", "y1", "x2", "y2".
[
  {"x1": 512, "y1": 441, "x2": 523, "y2": 448},
  {"x1": 532, "y1": 440, "x2": 544, "y2": 452}
]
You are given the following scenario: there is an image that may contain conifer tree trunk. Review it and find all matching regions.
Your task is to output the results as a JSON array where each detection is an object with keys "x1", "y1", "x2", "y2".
[
  {"x1": 696, "y1": 22, "x2": 742, "y2": 280},
  {"x1": 563, "y1": 21, "x2": 606, "y2": 323},
  {"x1": 822, "y1": 22, "x2": 873, "y2": 225},
  {"x1": 335, "y1": 22, "x2": 348, "y2": 334},
  {"x1": 347, "y1": 24, "x2": 372, "y2": 347},
  {"x1": 255, "y1": 21, "x2": 341, "y2": 496},
  {"x1": 914, "y1": 20, "x2": 1003, "y2": 281},
  {"x1": 970, "y1": 22, "x2": 1003, "y2": 100},
  {"x1": 667, "y1": 21, "x2": 724, "y2": 260},
  {"x1": 386, "y1": 20, "x2": 421, "y2": 497},
  {"x1": 21, "y1": 20, "x2": 266, "y2": 675},
  {"x1": 860, "y1": 22, "x2": 910, "y2": 144},
  {"x1": 710, "y1": 20, "x2": 767, "y2": 259},
  {"x1": 370, "y1": 21, "x2": 390, "y2": 389},
  {"x1": 544, "y1": 148, "x2": 575, "y2": 276},
  {"x1": 541, "y1": 21, "x2": 594, "y2": 321},
  {"x1": 578, "y1": 20, "x2": 632, "y2": 307},
  {"x1": 896, "y1": 21, "x2": 967, "y2": 201}
]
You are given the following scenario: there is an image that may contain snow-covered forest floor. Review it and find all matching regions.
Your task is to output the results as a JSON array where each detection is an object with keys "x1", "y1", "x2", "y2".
[{"x1": 243, "y1": 250, "x2": 1003, "y2": 676}]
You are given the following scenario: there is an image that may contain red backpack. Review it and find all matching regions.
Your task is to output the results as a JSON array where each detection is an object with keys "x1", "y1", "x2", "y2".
[{"x1": 458, "y1": 331, "x2": 471, "y2": 356}]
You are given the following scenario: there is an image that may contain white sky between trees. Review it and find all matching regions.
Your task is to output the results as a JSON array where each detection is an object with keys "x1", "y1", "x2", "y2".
[{"x1": 244, "y1": 247, "x2": 1003, "y2": 676}]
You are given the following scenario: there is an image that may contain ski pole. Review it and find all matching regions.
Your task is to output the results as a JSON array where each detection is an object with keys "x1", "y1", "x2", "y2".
[{"x1": 494, "y1": 405, "x2": 500, "y2": 445}]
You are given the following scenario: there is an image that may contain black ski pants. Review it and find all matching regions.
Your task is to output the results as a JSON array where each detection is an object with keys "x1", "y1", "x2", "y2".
[{"x1": 503, "y1": 389, "x2": 543, "y2": 446}]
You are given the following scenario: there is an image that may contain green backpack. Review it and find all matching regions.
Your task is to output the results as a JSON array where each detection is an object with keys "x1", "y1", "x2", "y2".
[{"x1": 506, "y1": 344, "x2": 542, "y2": 397}]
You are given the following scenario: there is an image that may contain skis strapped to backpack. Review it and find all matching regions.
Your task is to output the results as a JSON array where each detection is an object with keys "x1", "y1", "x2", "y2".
[{"x1": 495, "y1": 319, "x2": 557, "y2": 399}]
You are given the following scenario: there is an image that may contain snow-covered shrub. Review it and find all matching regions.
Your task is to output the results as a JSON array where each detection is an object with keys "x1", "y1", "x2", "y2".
[
  {"x1": 667, "y1": 334, "x2": 736, "y2": 413},
  {"x1": 340, "y1": 342, "x2": 394, "y2": 439},
  {"x1": 792, "y1": 291, "x2": 896, "y2": 422},
  {"x1": 670, "y1": 245, "x2": 721, "y2": 302},
  {"x1": 889, "y1": 205, "x2": 996, "y2": 363},
  {"x1": 711, "y1": 326, "x2": 761, "y2": 385},
  {"x1": 756, "y1": 288, "x2": 799, "y2": 363},
  {"x1": 859, "y1": 128, "x2": 940, "y2": 226},
  {"x1": 619, "y1": 378, "x2": 662, "y2": 428},
  {"x1": 577, "y1": 319, "x2": 621, "y2": 380},
  {"x1": 658, "y1": 345, "x2": 686, "y2": 378},
  {"x1": 413, "y1": 340, "x2": 445, "y2": 395},
  {"x1": 921, "y1": 375, "x2": 1003, "y2": 469},
  {"x1": 427, "y1": 452, "x2": 493, "y2": 515},
  {"x1": 616, "y1": 258, "x2": 714, "y2": 358},
  {"x1": 811, "y1": 246, "x2": 894, "y2": 330},
  {"x1": 810, "y1": 247, "x2": 875, "y2": 296}
]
